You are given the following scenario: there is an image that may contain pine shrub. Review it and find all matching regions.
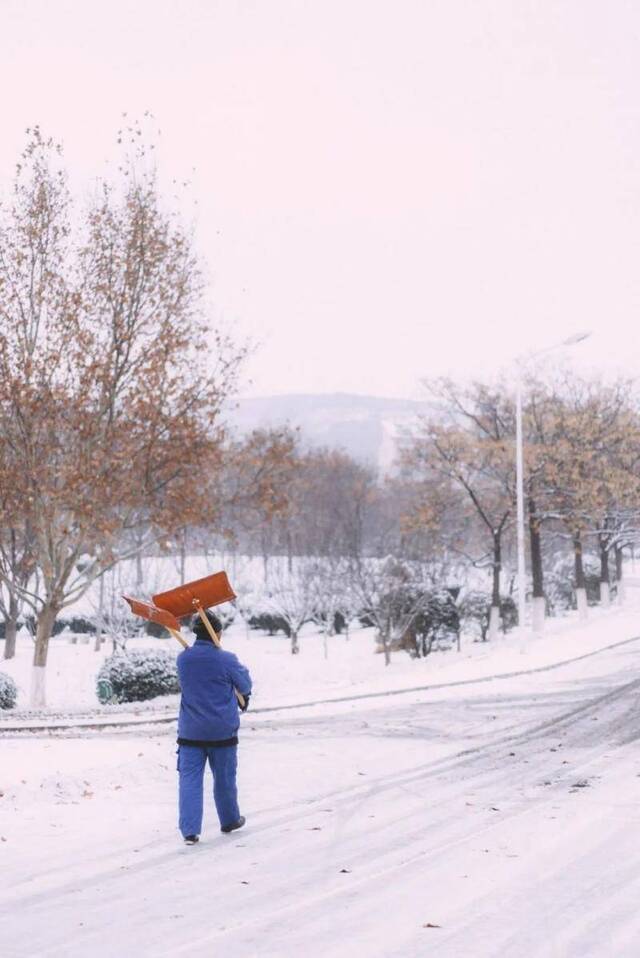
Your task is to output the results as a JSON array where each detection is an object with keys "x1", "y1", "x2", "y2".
[
  {"x1": 96, "y1": 649, "x2": 180, "y2": 704},
  {"x1": 0, "y1": 672, "x2": 18, "y2": 709},
  {"x1": 459, "y1": 591, "x2": 518, "y2": 640}
]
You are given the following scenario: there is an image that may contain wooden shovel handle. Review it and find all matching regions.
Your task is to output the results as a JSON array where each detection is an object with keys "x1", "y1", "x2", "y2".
[{"x1": 168, "y1": 627, "x2": 189, "y2": 649}]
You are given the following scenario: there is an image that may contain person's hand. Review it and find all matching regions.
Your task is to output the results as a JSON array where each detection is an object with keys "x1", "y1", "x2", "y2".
[{"x1": 239, "y1": 692, "x2": 251, "y2": 712}]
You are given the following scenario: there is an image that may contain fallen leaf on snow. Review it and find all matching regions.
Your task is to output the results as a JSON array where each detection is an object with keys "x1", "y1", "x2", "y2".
[{"x1": 423, "y1": 923, "x2": 441, "y2": 929}]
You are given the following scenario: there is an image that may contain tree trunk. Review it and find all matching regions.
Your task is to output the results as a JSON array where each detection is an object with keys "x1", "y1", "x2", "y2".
[
  {"x1": 3, "y1": 592, "x2": 20, "y2": 659},
  {"x1": 94, "y1": 572, "x2": 105, "y2": 652},
  {"x1": 528, "y1": 499, "x2": 545, "y2": 632},
  {"x1": 31, "y1": 604, "x2": 60, "y2": 707},
  {"x1": 287, "y1": 532, "x2": 293, "y2": 575},
  {"x1": 179, "y1": 530, "x2": 187, "y2": 584},
  {"x1": 615, "y1": 545, "x2": 625, "y2": 603},
  {"x1": 489, "y1": 532, "x2": 501, "y2": 639},
  {"x1": 599, "y1": 536, "x2": 611, "y2": 606},
  {"x1": 573, "y1": 533, "x2": 588, "y2": 621},
  {"x1": 290, "y1": 630, "x2": 300, "y2": 655},
  {"x1": 382, "y1": 633, "x2": 391, "y2": 666}
]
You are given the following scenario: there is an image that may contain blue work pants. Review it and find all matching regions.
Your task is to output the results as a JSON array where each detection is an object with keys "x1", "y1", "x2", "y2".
[{"x1": 177, "y1": 744, "x2": 240, "y2": 837}]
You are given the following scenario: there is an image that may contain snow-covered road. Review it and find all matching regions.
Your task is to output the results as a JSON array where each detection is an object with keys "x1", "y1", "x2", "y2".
[{"x1": 4, "y1": 639, "x2": 640, "y2": 957}]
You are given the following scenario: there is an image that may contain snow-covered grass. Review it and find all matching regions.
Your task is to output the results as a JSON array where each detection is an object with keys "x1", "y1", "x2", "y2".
[{"x1": 3, "y1": 581, "x2": 640, "y2": 716}]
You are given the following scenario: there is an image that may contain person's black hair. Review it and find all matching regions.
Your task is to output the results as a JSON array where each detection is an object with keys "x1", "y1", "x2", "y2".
[{"x1": 192, "y1": 609, "x2": 223, "y2": 640}]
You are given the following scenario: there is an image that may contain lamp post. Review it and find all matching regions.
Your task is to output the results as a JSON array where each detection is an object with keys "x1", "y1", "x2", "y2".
[{"x1": 515, "y1": 331, "x2": 592, "y2": 637}]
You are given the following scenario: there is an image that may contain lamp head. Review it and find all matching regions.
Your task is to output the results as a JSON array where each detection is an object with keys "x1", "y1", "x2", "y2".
[{"x1": 562, "y1": 330, "x2": 592, "y2": 346}]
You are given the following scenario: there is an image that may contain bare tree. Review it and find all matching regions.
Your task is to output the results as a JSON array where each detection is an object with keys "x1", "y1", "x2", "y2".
[
  {"x1": 404, "y1": 380, "x2": 515, "y2": 638},
  {"x1": 266, "y1": 558, "x2": 317, "y2": 655},
  {"x1": 348, "y1": 556, "x2": 433, "y2": 666}
]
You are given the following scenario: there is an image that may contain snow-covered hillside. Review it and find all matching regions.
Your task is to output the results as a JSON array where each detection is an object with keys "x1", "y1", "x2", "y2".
[{"x1": 227, "y1": 393, "x2": 433, "y2": 472}]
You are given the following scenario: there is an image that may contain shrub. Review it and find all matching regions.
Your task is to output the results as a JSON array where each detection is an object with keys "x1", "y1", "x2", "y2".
[
  {"x1": 247, "y1": 612, "x2": 292, "y2": 637},
  {"x1": 0, "y1": 672, "x2": 18, "y2": 709},
  {"x1": 63, "y1": 616, "x2": 96, "y2": 634},
  {"x1": 358, "y1": 610, "x2": 376, "y2": 629},
  {"x1": 546, "y1": 555, "x2": 601, "y2": 614},
  {"x1": 145, "y1": 620, "x2": 169, "y2": 638},
  {"x1": 459, "y1": 592, "x2": 518, "y2": 641},
  {"x1": 312, "y1": 610, "x2": 346, "y2": 634},
  {"x1": 22, "y1": 614, "x2": 96, "y2": 636},
  {"x1": 96, "y1": 649, "x2": 180, "y2": 704},
  {"x1": 397, "y1": 589, "x2": 461, "y2": 657}
]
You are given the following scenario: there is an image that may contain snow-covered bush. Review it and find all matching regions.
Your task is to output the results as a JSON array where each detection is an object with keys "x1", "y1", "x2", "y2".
[
  {"x1": 216, "y1": 606, "x2": 236, "y2": 630},
  {"x1": 60, "y1": 616, "x2": 96, "y2": 634},
  {"x1": 459, "y1": 592, "x2": 518, "y2": 641},
  {"x1": 247, "y1": 612, "x2": 292, "y2": 636},
  {"x1": 312, "y1": 610, "x2": 346, "y2": 634},
  {"x1": 96, "y1": 650, "x2": 180, "y2": 704},
  {"x1": 546, "y1": 555, "x2": 602, "y2": 614},
  {"x1": 0, "y1": 672, "x2": 18, "y2": 709},
  {"x1": 393, "y1": 588, "x2": 460, "y2": 657}
]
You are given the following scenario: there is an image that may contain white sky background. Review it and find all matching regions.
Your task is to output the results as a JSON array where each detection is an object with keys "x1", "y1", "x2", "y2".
[{"x1": 1, "y1": 0, "x2": 638, "y2": 399}]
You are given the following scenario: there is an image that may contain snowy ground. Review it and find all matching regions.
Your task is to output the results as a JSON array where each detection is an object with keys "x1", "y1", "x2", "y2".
[{"x1": 3, "y1": 590, "x2": 640, "y2": 956}]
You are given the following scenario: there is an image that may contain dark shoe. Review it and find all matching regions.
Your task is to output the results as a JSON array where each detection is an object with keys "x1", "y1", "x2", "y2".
[
  {"x1": 184, "y1": 834, "x2": 199, "y2": 845},
  {"x1": 221, "y1": 816, "x2": 245, "y2": 834}
]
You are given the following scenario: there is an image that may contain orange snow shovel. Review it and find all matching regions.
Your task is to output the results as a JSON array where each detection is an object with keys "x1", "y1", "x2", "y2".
[
  {"x1": 152, "y1": 571, "x2": 237, "y2": 618},
  {"x1": 122, "y1": 596, "x2": 189, "y2": 649},
  {"x1": 152, "y1": 571, "x2": 244, "y2": 708}
]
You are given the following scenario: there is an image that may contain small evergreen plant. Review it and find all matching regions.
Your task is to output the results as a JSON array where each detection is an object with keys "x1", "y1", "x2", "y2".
[
  {"x1": 96, "y1": 649, "x2": 180, "y2": 703},
  {"x1": 0, "y1": 672, "x2": 18, "y2": 709}
]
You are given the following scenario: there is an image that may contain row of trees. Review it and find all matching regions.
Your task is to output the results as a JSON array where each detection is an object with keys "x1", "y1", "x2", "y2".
[
  {"x1": 2, "y1": 131, "x2": 639, "y2": 701},
  {"x1": 218, "y1": 371, "x2": 640, "y2": 657},
  {"x1": 400, "y1": 373, "x2": 640, "y2": 635}
]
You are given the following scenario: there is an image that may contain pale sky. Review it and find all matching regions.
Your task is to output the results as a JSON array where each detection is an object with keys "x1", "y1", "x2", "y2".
[{"x1": 1, "y1": 0, "x2": 639, "y2": 398}]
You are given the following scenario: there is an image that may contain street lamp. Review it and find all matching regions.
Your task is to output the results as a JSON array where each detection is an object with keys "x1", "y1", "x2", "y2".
[{"x1": 515, "y1": 330, "x2": 592, "y2": 636}]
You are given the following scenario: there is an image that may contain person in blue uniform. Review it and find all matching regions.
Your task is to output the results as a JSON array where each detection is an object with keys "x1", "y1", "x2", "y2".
[{"x1": 176, "y1": 609, "x2": 252, "y2": 845}]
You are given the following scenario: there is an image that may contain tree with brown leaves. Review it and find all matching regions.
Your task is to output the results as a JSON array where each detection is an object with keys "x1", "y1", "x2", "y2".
[{"x1": 0, "y1": 128, "x2": 245, "y2": 705}]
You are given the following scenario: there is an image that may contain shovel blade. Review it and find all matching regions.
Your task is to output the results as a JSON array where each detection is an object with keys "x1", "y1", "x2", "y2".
[
  {"x1": 153, "y1": 571, "x2": 236, "y2": 618},
  {"x1": 123, "y1": 596, "x2": 181, "y2": 632}
]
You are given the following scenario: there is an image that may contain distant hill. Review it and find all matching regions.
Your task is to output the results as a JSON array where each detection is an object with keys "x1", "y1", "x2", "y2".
[{"x1": 226, "y1": 393, "x2": 432, "y2": 471}]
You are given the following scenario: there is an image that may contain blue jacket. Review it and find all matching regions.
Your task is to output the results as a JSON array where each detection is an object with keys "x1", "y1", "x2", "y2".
[{"x1": 177, "y1": 639, "x2": 252, "y2": 741}]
